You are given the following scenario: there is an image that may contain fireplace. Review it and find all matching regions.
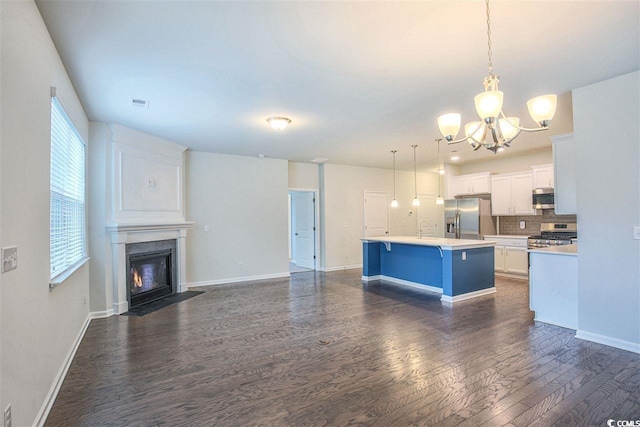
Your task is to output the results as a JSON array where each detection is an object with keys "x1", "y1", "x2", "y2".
[{"x1": 126, "y1": 239, "x2": 177, "y2": 308}]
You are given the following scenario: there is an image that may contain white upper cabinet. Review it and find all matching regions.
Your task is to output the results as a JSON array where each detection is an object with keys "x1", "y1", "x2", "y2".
[
  {"x1": 491, "y1": 172, "x2": 534, "y2": 215},
  {"x1": 490, "y1": 176, "x2": 512, "y2": 215},
  {"x1": 532, "y1": 164, "x2": 554, "y2": 188},
  {"x1": 551, "y1": 133, "x2": 577, "y2": 214},
  {"x1": 453, "y1": 172, "x2": 492, "y2": 196}
]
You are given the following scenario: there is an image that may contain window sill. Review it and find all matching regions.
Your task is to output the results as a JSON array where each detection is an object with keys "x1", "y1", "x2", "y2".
[{"x1": 50, "y1": 256, "x2": 91, "y2": 290}]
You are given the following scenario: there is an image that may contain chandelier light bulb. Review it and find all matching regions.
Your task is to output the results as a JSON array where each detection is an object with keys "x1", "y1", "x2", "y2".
[
  {"x1": 436, "y1": 196, "x2": 444, "y2": 205},
  {"x1": 527, "y1": 94, "x2": 558, "y2": 125},
  {"x1": 465, "y1": 121, "x2": 484, "y2": 144},
  {"x1": 412, "y1": 197, "x2": 420, "y2": 207},
  {"x1": 499, "y1": 117, "x2": 520, "y2": 140},
  {"x1": 437, "y1": 113, "x2": 461, "y2": 140},
  {"x1": 391, "y1": 199, "x2": 399, "y2": 208},
  {"x1": 474, "y1": 90, "x2": 504, "y2": 120}
]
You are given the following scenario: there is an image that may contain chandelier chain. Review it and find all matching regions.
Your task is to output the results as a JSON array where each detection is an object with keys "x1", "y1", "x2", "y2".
[{"x1": 486, "y1": 0, "x2": 493, "y2": 75}]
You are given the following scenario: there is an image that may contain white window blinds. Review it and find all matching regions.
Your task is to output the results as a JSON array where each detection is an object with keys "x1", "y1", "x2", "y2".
[{"x1": 50, "y1": 95, "x2": 87, "y2": 279}]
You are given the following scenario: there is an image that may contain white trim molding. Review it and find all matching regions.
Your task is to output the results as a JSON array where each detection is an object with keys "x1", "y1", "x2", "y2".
[
  {"x1": 440, "y1": 287, "x2": 497, "y2": 304},
  {"x1": 575, "y1": 330, "x2": 640, "y2": 354},
  {"x1": 364, "y1": 275, "x2": 443, "y2": 295},
  {"x1": 33, "y1": 314, "x2": 92, "y2": 427},
  {"x1": 186, "y1": 272, "x2": 291, "y2": 288},
  {"x1": 321, "y1": 264, "x2": 362, "y2": 272}
]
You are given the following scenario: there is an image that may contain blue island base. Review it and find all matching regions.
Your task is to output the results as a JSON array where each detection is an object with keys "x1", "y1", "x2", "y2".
[{"x1": 362, "y1": 240, "x2": 495, "y2": 303}]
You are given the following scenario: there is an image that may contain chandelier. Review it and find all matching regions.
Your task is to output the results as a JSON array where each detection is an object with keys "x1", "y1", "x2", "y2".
[{"x1": 437, "y1": 0, "x2": 557, "y2": 153}]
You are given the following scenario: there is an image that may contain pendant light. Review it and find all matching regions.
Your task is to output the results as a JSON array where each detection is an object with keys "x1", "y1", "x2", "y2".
[
  {"x1": 411, "y1": 145, "x2": 420, "y2": 206},
  {"x1": 435, "y1": 138, "x2": 444, "y2": 205},
  {"x1": 436, "y1": 0, "x2": 557, "y2": 153},
  {"x1": 390, "y1": 150, "x2": 399, "y2": 208}
]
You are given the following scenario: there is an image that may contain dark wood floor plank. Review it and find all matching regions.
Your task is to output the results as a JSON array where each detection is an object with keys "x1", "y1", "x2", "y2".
[{"x1": 45, "y1": 270, "x2": 640, "y2": 426}]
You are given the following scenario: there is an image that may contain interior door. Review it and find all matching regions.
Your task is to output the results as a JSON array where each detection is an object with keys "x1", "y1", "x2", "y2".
[
  {"x1": 417, "y1": 194, "x2": 440, "y2": 237},
  {"x1": 364, "y1": 192, "x2": 389, "y2": 237},
  {"x1": 293, "y1": 191, "x2": 316, "y2": 269}
]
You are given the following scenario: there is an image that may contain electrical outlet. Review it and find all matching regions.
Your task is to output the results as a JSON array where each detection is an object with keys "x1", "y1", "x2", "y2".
[
  {"x1": 634, "y1": 226, "x2": 640, "y2": 240},
  {"x1": 519, "y1": 220, "x2": 526, "y2": 229},
  {"x1": 4, "y1": 404, "x2": 11, "y2": 427},
  {"x1": 462, "y1": 251, "x2": 467, "y2": 261},
  {"x1": 83, "y1": 296, "x2": 87, "y2": 305},
  {"x1": 2, "y1": 247, "x2": 17, "y2": 273}
]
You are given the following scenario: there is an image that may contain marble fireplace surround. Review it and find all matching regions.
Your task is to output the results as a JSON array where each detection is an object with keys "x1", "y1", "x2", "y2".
[{"x1": 109, "y1": 222, "x2": 191, "y2": 314}]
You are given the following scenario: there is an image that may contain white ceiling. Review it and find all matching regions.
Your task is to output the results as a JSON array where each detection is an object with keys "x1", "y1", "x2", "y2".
[{"x1": 35, "y1": 0, "x2": 639, "y2": 171}]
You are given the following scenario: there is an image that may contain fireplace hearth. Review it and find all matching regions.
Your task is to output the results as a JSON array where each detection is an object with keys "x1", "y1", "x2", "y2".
[{"x1": 126, "y1": 239, "x2": 177, "y2": 309}]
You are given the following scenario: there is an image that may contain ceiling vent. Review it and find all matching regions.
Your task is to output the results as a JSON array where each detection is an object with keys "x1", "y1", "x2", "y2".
[{"x1": 131, "y1": 99, "x2": 149, "y2": 109}]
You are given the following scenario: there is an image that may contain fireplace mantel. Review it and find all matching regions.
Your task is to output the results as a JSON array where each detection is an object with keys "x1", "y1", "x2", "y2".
[{"x1": 108, "y1": 221, "x2": 192, "y2": 314}]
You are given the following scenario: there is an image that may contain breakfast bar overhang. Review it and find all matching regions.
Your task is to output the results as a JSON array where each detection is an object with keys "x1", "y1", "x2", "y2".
[{"x1": 362, "y1": 236, "x2": 496, "y2": 303}]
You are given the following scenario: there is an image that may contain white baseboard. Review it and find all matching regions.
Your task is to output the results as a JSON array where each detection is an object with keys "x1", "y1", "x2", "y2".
[
  {"x1": 33, "y1": 313, "x2": 92, "y2": 427},
  {"x1": 186, "y1": 272, "x2": 291, "y2": 288},
  {"x1": 361, "y1": 275, "x2": 381, "y2": 282},
  {"x1": 90, "y1": 308, "x2": 114, "y2": 319},
  {"x1": 441, "y1": 287, "x2": 497, "y2": 304},
  {"x1": 374, "y1": 275, "x2": 443, "y2": 295},
  {"x1": 321, "y1": 264, "x2": 362, "y2": 272},
  {"x1": 533, "y1": 316, "x2": 577, "y2": 331},
  {"x1": 113, "y1": 300, "x2": 128, "y2": 315},
  {"x1": 575, "y1": 330, "x2": 640, "y2": 354}
]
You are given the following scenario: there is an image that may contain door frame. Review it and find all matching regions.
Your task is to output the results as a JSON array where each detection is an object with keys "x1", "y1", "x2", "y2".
[{"x1": 289, "y1": 188, "x2": 320, "y2": 271}]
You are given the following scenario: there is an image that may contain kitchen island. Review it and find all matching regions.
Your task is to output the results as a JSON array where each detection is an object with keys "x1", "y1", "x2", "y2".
[{"x1": 362, "y1": 236, "x2": 496, "y2": 303}]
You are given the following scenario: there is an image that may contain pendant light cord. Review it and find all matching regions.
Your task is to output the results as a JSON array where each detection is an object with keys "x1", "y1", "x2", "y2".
[
  {"x1": 412, "y1": 145, "x2": 418, "y2": 197},
  {"x1": 391, "y1": 150, "x2": 397, "y2": 199}
]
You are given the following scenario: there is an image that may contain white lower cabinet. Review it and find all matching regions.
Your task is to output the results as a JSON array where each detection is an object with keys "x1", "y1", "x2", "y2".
[
  {"x1": 486, "y1": 235, "x2": 529, "y2": 277},
  {"x1": 504, "y1": 247, "x2": 528, "y2": 275}
]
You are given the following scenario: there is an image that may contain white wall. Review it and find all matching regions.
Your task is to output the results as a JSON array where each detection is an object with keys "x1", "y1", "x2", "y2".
[
  {"x1": 322, "y1": 163, "x2": 439, "y2": 270},
  {"x1": 185, "y1": 152, "x2": 289, "y2": 284},
  {"x1": 289, "y1": 161, "x2": 319, "y2": 189},
  {"x1": 573, "y1": 71, "x2": 640, "y2": 352},
  {"x1": 0, "y1": 2, "x2": 91, "y2": 425}
]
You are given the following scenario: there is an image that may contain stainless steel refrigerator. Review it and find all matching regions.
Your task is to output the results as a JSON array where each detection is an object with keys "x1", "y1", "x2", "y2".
[{"x1": 444, "y1": 198, "x2": 496, "y2": 240}]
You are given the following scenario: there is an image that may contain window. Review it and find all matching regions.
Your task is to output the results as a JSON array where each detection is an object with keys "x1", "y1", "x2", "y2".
[{"x1": 50, "y1": 94, "x2": 87, "y2": 281}]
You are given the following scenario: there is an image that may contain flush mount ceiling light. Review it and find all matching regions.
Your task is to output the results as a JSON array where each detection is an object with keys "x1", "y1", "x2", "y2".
[
  {"x1": 390, "y1": 150, "x2": 399, "y2": 208},
  {"x1": 266, "y1": 116, "x2": 291, "y2": 131},
  {"x1": 437, "y1": 0, "x2": 557, "y2": 153}
]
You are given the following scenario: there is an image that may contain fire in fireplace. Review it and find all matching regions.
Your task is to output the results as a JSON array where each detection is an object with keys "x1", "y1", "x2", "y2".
[{"x1": 126, "y1": 240, "x2": 177, "y2": 308}]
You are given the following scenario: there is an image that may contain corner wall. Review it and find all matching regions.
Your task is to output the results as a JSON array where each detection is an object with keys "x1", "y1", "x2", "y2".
[
  {"x1": 573, "y1": 70, "x2": 640, "y2": 352},
  {"x1": 0, "y1": 2, "x2": 91, "y2": 425}
]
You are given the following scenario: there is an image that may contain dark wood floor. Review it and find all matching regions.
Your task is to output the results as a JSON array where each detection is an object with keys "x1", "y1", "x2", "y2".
[{"x1": 46, "y1": 270, "x2": 640, "y2": 426}]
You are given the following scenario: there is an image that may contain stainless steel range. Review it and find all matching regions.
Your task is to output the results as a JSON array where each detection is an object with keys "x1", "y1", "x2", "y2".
[{"x1": 528, "y1": 223, "x2": 577, "y2": 248}]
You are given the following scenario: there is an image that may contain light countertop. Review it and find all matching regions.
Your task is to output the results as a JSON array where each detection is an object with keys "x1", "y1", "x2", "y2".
[
  {"x1": 484, "y1": 235, "x2": 529, "y2": 239},
  {"x1": 528, "y1": 244, "x2": 578, "y2": 256},
  {"x1": 362, "y1": 235, "x2": 496, "y2": 250}
]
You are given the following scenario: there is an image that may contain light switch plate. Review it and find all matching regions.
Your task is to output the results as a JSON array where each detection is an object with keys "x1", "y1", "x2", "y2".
[
  {"x1": 634, "y1": 226, "x2": 640, "y2": 240},
  {"x1": 2, "y1": 247, "x2": 17, "y2": 273},
  {"x1": 519, "y1": 220, "x2": 526, "y2": 229}
]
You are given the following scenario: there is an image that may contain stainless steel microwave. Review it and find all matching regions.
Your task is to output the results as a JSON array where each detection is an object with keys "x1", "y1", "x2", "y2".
[{"x1": 533, "y1": 188, "x2": 554, "y2": 209}]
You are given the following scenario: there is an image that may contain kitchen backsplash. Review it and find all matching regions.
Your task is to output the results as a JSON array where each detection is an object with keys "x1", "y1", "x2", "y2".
[{"x1": 497, "y1": 211, "x2": 577, "y2": 236}]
